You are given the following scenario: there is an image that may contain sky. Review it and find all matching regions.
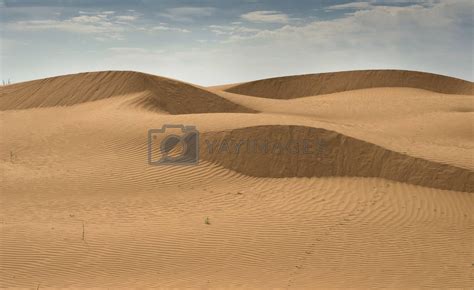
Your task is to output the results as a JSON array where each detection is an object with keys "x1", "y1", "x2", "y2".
[{"x1": 0, "y1": 0, "x2": 473, "y2": 85}]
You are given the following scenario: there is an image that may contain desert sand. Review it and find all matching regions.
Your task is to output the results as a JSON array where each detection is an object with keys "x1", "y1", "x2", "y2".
[{"x1": 0, "y1": 70, "x2": 473, "y2": 288}]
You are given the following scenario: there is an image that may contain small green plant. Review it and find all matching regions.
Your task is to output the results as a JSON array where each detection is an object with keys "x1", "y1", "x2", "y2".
[{"x1": 205, "y1": 217, "x2": 211, "y2": 225}]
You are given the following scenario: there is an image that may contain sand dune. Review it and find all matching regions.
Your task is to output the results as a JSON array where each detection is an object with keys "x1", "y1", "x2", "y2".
[
  {"x1": 225, "y1": 70, "x2": 474, "y2": 98},
  {"x1": 1, "y1": 70, "x2": 473, "y2": 288},
  {"x1": 212, "y1": 86, "x2": 474, "y2": 171},
  {"x1": 202, "y1": 125, "x2": 473, "y2": 192},
  {"x1": 0, "y1": 71, "x2": 253, "y2": 114}
]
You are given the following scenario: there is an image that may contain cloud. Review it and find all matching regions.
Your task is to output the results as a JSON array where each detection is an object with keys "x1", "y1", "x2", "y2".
[
  {"x1": 78, "y1": 10, "x2": 115, "y2": 15},
  {"x1": 71, "y1": 15, "x2": 106, "y2": 23},
  {"x1": 240, "y1": 10, "x2": 289, "y2": 24},
  {"x1": 11, "y1": 19, "x2": 123, "y2": 37},
  {"x1": 229, "y1": 1, "x2": 472, "y2": 44},
  {"x1": 151, "y1": 25, "x2": 190, "y2": 33},
  {"x1": 216, "y1": 0, "x2": 473, "y2": 80},
  {"x1": 325, "y1": 2, "x2": 373, "y2": 10},
  {"x1": 208, "y1": 24, "x2": 260, "y2": 37},
  {"x1": 8, "y1": 11, "x2": 142, "y2": 40},
  {"x1": 324, "y1": 1, "x2": 438, "y2": 11},
  {"x1": 5, "y1": 8, "x2": 192, "y2": 41},
  {"x1": 115, "y1": 15, "x2": 137, "y2": 21},
  {"x1": 160, "y1": 7, "x2": 216, "y2": 22}
]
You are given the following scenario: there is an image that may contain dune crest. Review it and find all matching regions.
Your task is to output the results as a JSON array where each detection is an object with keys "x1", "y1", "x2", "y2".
[
  {"x1": 225, "y1": 70, "x2": 474, "y2": 99},
  {"x1": 0, "y1": 71, "x2": 254, "y2": 114}
]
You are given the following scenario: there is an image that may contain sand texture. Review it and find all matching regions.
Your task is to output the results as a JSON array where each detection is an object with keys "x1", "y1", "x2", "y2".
[{"x1": 1, "y1": 70, "x2": 473, "y2": 288}]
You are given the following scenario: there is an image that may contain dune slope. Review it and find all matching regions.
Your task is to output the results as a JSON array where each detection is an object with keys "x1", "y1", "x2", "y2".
[
  {"x1": 0, "y1": 71, "x2": 254, "y2": 114},
  {"x1": 202, "y1": 125, "x2": 473, "y2": 192},
  {"x1": 225, "y1": 70, "x2": 474, "y2": 99}
]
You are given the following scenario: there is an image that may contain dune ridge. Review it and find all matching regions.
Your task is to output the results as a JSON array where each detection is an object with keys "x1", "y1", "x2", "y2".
[
  {"x1": 0, "y1": 71, "x2": 254, "y2": 114},
  {"x1": 201, "y1": 125, "x2": 473, "y2": 192},
  {"x1": 225, "y1": 70, "x2": 474, "y2": 99}
]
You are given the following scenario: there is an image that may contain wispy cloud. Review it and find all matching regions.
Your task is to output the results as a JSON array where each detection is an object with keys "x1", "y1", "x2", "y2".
[
  {"x1": 115, "y1": 15, "x2": 137, "y2": 21},
  {"x1": 159, "y1": 7, "x2": 215, "y2": 22},
  {"x1": 240, "y1": 10, "x2": 289, "y2": 24},
  {"x1": 8, "y1": 11, "x2": 144, "y2": 40},
  {"x1": 227, "y1": 1, "x2": 471, "y2": 45},
  {"x1": 10, "y1": 19, "x2": 125, "y2": 39},
  {"x1": 325, "y1": 0, "x2": 438, "y2": 11},
  {"x1": 325, "y1": 2, "x2": 373, "y2": 10},
  {"x1": 151, "y1": 25, "x2": 190, "y2": 33},
  {"x1": 208, "y1": 24, "x2": 260, "y2": 37}
]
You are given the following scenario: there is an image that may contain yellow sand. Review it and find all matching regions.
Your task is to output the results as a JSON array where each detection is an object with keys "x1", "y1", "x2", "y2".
[{"x1": 0, "y1": 70, "x2": 472, "y2": 288}]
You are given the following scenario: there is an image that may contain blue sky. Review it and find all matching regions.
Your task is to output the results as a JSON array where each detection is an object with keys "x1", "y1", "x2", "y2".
[{"x1": 1, "y1": 0, "x2": 472, "y2": 85}]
